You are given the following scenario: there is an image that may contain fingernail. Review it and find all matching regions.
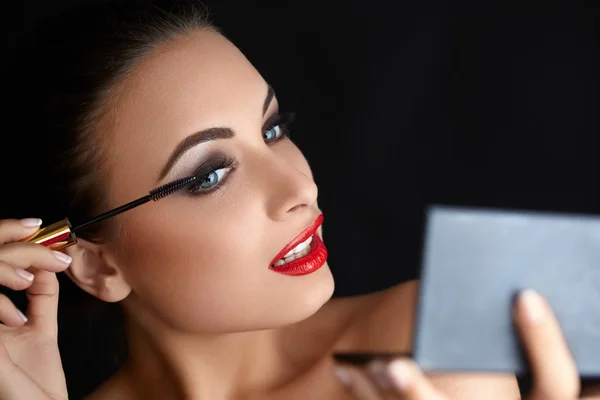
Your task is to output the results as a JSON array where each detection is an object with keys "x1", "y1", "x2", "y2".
[
  {"x1": 53, "y1": 251, "x2": 72, "y2": 265},
  {"x1": 520, "y1": 289, "x2": 546, "y2": 323},
  {"x1": 16, "y1": 309, "x2": 27, "y2": 323},
  {"x1": 387, "y1": 360, "x2": 413, "y2": 390},
  {"x1": 20, "y1": 218, "x2": 42, "y2": 228},
  {"x1": 333, "y1": 367, "x2": 352, "y2": 388},
  {"x1": 368, "y1": 361, "x2": 392, "y2": 389},
  {"x1": 16, "y1": 269, "x2": 34, "y2": 281}
]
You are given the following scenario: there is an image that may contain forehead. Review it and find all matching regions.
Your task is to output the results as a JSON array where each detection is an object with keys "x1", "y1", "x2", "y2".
[{"x1": 103, "y1": 29, "x2": 265, "y2": 201}]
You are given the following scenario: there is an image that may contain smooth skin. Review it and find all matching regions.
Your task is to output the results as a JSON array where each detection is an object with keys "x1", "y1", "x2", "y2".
[
  {"x1": 0, "y1": 222, "x2": 598, "y2": 399},
  {"x1": 336, "y1": 290, "x2": 600, "y2": 400},
  {"x1": 0, "y1": 29, "x2": 598, "y2": 400}
]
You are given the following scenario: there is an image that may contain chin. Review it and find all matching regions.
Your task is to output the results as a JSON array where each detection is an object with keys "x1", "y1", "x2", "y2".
[{"x1": 275, "y1": 263, "x2": 335, "y2": 327}]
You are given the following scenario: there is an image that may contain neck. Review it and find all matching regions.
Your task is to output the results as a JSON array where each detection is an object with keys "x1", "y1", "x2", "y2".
[{"x1": 117, "y1": 298, "x2": 355, "y2": 399}]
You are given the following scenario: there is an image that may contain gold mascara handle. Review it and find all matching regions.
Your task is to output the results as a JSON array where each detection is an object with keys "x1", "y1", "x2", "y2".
[{"x1": 22, "y1": 218, "x2": 77, "y2": 251}]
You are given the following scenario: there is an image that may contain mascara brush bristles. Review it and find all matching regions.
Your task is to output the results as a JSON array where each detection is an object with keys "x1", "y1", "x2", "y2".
[
  {"x1": 150, "y1": 176, "x2": 197, "y2": 201},
  {"x1": 72, "y1": 175, "x2": 197, "y2": 233}
]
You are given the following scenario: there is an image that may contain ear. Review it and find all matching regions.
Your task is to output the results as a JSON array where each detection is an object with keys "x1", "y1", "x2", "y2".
[{"x1": 62, "y1": 240, "x2": 132, "y2": 303}]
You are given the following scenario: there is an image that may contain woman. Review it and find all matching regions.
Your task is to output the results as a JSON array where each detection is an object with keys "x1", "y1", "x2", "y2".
[{"x1": 0, "y1": 1, "x2": 595, "y2": 399}]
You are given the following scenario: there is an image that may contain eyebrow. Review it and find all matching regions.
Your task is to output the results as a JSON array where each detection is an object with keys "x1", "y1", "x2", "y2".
[
  {"x1": 157, "y1": 84, "x2": 276, "y2": 182},
  {"x1": 263, "y1": 85, "x2": 275, "y2": 116}
]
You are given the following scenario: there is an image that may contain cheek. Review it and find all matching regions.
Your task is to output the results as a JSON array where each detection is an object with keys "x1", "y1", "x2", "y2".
[
  {"x1": 111, "y1": 141, "x2": 330, "y2": 333},
  {"x1": 116, "y1": 201, "x2": 263, "y2": 328},
  {"x1": 113, "y1": 192, "x2": 332, "y2": 333}
]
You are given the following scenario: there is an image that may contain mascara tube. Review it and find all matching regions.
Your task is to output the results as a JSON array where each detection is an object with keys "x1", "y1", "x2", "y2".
[
  {"x1": 23, "y1": 218, "x2": 77, "y2": 251},
  {"x1": 18, "y1": 176, "x2": 197, "y2": 251}
]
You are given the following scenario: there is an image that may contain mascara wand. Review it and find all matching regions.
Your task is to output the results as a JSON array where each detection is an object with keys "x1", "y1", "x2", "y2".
[{"x1": 23, "y1": 176, "x2": 197, "y2": 251}]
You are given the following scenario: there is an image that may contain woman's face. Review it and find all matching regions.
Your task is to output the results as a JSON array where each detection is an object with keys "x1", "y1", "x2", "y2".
[{"x1": 96, "y1": 29, "x2": 334, "y2": 333}]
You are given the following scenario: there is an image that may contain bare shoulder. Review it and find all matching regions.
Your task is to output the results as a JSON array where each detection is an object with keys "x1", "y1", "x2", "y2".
[
  {"x1": 84, "y1": 369, "x2": 136, "y2": 400},
  {"x1": 331, "y1": 280, "x2": 419, "y2": 353},
  {"x1": 332, "y1": 279, "x2": 522, "y2": 399}
]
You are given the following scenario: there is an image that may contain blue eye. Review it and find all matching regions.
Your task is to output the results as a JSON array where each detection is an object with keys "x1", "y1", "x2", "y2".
[
  {"x1": 263, "y1": 125, "x2": 283, "y2": 143},
  {"x1": 188, "y1": 155, "x2": 235, "y2": 195},
  {"x1": 197, "y1": 167, "x2": 229, "y2": 190},
  {"x1": 262, "y1": 112, "x2": 295, "y2": 144}
]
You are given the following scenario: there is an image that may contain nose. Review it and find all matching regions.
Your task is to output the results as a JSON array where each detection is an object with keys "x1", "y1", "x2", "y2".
[{"x1": 262, "y1": 153, "x2": 319, "y2": 221}]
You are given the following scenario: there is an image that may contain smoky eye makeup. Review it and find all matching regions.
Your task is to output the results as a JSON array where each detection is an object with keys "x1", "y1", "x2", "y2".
[
  {"x1": 175, "y1": 111, "x2": 297, "y2": 197},
  {"x1": 186, "y1": 154, "x2": 236, "y2": 196},
  {"x1": 262, "y1": 111, "x2": 295, "y2": 144}
]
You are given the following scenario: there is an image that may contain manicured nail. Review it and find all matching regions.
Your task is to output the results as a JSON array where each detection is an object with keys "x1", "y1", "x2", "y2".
[
  {"x1": 387, "y1": 360, "x2": 413, "y2": 390},
  {"x1": 333, "y1": 367, "x2": 352, "y2": 388},
  {"x1": 16, "y1": 309, "x2": 28, "y2": 323},
  {"x1": 53, "y1": 251, "x2": 72, "y2": 265},
  {"x1": 20, "y1": 218, "x2": 42, "y2": 228},
  {"x1": 520, "y1": 289, "x2": 546, "y2": 323},
  {"x1": 368, "y1": 361, "x2": 392, "y2": 389},
  {"x1": 16, "y1": 269, "x2": 34, "y2": 281}
]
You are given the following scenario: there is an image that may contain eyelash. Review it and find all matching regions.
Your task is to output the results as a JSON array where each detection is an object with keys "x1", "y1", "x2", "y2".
[
  {"x1": 187, "y1": 111, "x2": 296, "y2": 196},
  {"x1": 187, "y1": 155, "x2": 236, "y2": 195},
  {"x1": 263, "y1": 112, "x2": 295, "y2": 144}
]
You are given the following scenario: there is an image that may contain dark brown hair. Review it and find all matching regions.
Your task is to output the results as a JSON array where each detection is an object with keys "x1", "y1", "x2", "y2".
[
  {"x1": 4, "y1": 0, "x2": 214, "y2": 238},
  {"x1": 1, "y1": 1, "x2": 214, "y2": 397}
]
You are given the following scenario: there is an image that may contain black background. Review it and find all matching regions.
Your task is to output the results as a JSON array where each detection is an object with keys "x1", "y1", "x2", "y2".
[{"x1": 2, "y1": 0, "x2": 600, "y2": 397}]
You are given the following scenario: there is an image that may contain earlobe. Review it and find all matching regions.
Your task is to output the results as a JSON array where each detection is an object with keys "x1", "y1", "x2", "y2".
[{"x1": 63, "y1": 242, "x2": 132, "y2": 303}]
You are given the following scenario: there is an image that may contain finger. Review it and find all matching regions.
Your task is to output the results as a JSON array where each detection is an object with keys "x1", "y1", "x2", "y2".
[
  {"x1": 0, "y1": 242, "x2": 72, "y2": 273},
  {"x1": 385, "y1": 360, "x2": 449, "y2": 400},
  {"x1": 334, "y1": 365, "x2": 382, "y2": 400},
  {"x1": 25, "y1": 270, "x2": 60, "y2": 336},
  {"x1": 0, "y1": 218, "x2": 43, "y2": 244},
  {"x1": 368, "y1": 361, "x2": 395, "y2": 391},
  {"x1": 514, "y1": 290, "x2": 580, "y2": 400},
  {"x1": 0, "y1": 260, "x2": 35, "y2": 291},
  {"x1": 0, "y1": 293, "x2": 29, "y2": 327}
]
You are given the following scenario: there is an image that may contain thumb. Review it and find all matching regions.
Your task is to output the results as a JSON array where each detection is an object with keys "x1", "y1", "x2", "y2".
[
  {"x1": 25, "y1": 269, "x2": 60, "y2": 337},
  {"x1": 0, "y1": 341, "x2": 55, "y2": 400}
]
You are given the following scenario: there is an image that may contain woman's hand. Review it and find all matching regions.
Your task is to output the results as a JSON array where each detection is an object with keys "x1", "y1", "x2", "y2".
[
  {"x1": 0, "y1": 219, "x2": 72, "y2": 400},
  {"x1": 334, "y1": 290, "x2": 600, "y2": 399}
]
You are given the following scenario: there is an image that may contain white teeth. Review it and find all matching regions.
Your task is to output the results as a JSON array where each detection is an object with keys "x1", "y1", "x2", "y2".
[
  {"x1": 284, "y1": 253, "x2": 297, "y2": 263},
  {"x1": 271, "y1": 236, "x2": 314, "y2": 268},
  {"x1": 273, "y1": 259, "x2": 286, "y2": 267},
  {"x1": 283, "y1": 236, "x2": 313, "y2": 258}
]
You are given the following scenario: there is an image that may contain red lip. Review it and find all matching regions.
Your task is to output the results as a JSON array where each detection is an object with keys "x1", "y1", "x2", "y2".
[
  {"x1": 270, "y1": 214, "x2": 324, "y2": 265},
  {"x1": 269, "y1": 214, "x2": 328, "y2": 276}
]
